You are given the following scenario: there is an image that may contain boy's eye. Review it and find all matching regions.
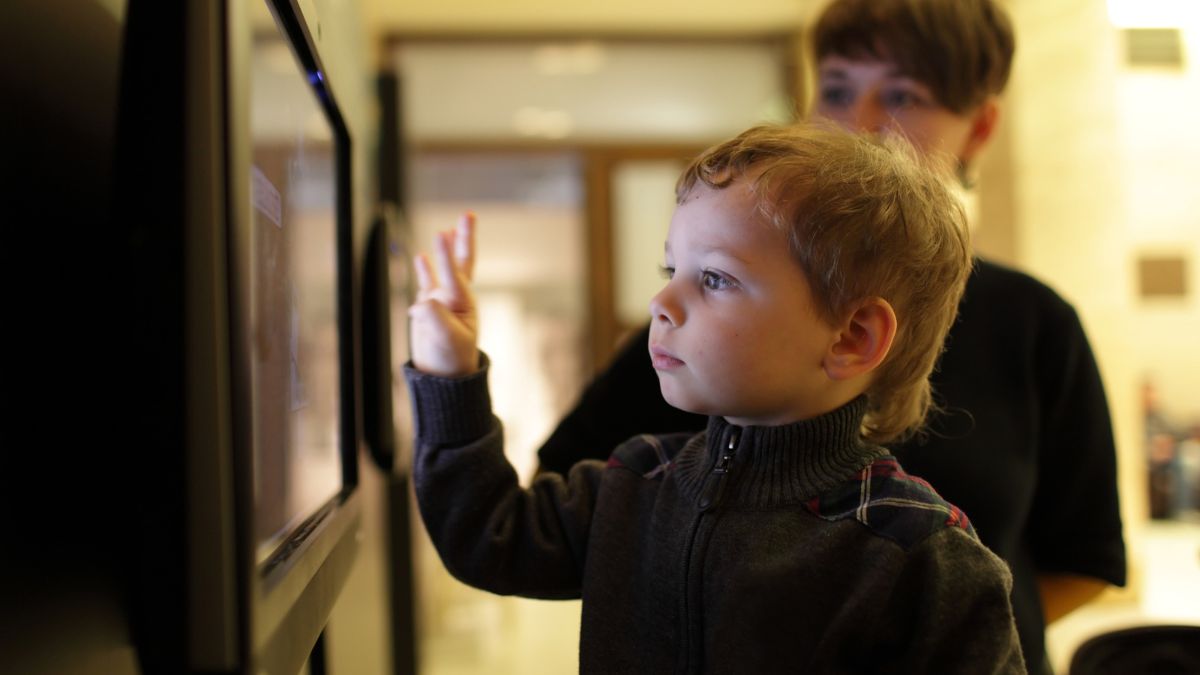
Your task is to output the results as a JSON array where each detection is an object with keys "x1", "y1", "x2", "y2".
[
  {"x1": 659, "y1": 265, "x2": 675, "y2": 280},
  {"x1": 701, "y1": 270, "x2": 733, "y2": 291}
]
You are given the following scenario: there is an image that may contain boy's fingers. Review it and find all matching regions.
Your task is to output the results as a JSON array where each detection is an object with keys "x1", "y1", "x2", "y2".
[
  {"x1": 455, "y1": 212, "x2": 476, "y2": 281},
  {"x1": 413, "y1": 252, "x2": 436, "y2": 298},
  {"x1": 435, "y1": 229, "x2": 466, "y2": 301},
  {"x1": 407, "y1": 297, "x2": 444, "y2": 323}
]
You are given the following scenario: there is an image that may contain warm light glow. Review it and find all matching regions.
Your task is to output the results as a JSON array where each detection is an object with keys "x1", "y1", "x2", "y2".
[
  {"x1": 512, "y1": 107, "x2": 574, "y2": 139},
  {"x1": 1108, "y1": 0, "x2": 1200, "y2": 27},
  {"x1": 533, "y1": 41, "x2": 607, "y2": 75}
]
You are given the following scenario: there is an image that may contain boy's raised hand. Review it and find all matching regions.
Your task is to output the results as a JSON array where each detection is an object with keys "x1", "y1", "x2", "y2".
[{"x1": 409, "y1": 212, "x2": 479, "y2": 377}]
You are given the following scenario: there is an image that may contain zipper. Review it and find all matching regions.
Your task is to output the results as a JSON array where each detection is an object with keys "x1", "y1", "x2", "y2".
[
  {"x1": 697, "y1": 427, "x2": 740, "y2": 511},
  {"x1": 680, "y1": 426, "x2": 742, "y2": 672}
]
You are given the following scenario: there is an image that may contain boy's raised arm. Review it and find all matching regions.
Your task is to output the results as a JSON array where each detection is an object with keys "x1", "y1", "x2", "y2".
[
  {"x1": 408, "y1": 212, "x2": 479, "y2": 377},
  {"x1": 403, "y1": 213, "x2": 600, "y2": 597}
]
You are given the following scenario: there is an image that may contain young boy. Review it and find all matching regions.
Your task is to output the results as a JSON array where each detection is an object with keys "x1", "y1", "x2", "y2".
[{"x1": 406, "y1": 124, "x2": 1025, "y2": 673}]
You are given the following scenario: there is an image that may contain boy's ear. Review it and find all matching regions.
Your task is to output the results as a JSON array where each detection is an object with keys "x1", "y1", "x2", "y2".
[
  {"x1": 823, "y1": 298, "x2": 897, "y2": 381},
  {"x1": 959, "y1": 97, "x2": 1000, "y2": 165}
]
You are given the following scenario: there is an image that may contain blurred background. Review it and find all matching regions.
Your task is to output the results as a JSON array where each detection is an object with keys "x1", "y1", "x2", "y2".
[{"x1": 8, "y1": 0, "x2": 1199, "y2": 673}]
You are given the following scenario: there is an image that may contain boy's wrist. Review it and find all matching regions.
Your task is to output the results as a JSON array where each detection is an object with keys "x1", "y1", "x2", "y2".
[
  {"x1": 412, "y1": 348, "x2": 481, "y2": 377},
  {"x1": 408, "y1": 349, "x2": 484, "y2": 378},
  {"x1": 404, "y1": 353, "x2": 493, "y2": 445}
]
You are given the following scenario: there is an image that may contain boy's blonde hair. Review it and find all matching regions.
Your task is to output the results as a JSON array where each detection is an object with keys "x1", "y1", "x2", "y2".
[{"x1": 676, "y1": 123, "x2": 971, "y2": 444}]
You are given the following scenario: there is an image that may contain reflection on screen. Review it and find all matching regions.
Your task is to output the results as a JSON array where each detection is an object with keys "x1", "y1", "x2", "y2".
[{"x1": 248, "y1": 19, "x2": 342, "y2": 564}]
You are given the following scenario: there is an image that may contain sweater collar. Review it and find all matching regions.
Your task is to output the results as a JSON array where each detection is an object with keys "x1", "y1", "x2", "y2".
[{"x1": 672, "y1": 396, "x2": 885, "y2": 509}]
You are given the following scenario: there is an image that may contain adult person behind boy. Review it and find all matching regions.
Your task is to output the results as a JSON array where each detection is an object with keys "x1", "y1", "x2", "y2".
[
  {"x1": 535, "y1": 1, "x2": 1126, "y2": 672},
  {"x1": 406, "y1": 124, "x2": 1023, "y2": 673}
]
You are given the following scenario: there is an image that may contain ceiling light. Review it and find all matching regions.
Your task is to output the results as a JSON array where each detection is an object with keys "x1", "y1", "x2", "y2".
[{"x1": 1108, "y1": 0, "x2": 1200, "y2": 28}]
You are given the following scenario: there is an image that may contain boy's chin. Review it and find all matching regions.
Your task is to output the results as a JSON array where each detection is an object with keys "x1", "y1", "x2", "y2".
[{"x1": 659, "y1": 386, "x2": 711, "y2": 417}]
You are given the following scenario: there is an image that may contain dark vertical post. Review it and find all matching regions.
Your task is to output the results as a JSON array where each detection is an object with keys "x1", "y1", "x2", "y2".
[{"x1": 376, "y1": 68, "x2": 419, "y2": 675}]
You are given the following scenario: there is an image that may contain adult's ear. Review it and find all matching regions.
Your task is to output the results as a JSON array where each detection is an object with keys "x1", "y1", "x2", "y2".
[
  {"x1": 823, "y1": 298, "x2": 897, "y2": 381},
  {"x1": 958, "y1": 96, "x2": 1000, "y2": 166}
]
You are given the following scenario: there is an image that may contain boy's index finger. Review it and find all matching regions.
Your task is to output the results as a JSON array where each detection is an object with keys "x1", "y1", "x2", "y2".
[{"x1": 455, "y1": 212, "x2": 476, "y2": 281}]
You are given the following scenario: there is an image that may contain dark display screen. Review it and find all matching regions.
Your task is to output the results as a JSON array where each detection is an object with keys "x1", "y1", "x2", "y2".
[{"x1": 247, "y1": 21, "x2": 343, "y2": 564}]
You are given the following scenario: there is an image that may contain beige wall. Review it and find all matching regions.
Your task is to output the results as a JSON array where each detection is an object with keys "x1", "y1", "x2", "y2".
[
  {"x1": 1008, "y1": 0, "x2": 1200, "y2": 534},
  {"x1": 1006, "y1": 0, "x2": 1200, "y2": 668}
]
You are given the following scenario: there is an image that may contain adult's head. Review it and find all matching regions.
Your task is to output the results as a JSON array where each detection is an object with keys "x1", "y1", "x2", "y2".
[
  {"x1": 809, "y1": 0, "x2": 1015, "y2": 173},
  {"x1": 661, "y1": 123, "x2": 971, "y2": 442}
]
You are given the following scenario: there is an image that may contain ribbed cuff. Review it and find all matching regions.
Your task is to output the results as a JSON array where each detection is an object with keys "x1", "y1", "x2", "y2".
[{"x1": 403, "y1": 353, "x2": 493, "y2": 447}]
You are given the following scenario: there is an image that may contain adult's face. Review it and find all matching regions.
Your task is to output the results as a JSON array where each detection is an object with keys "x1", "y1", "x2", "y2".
[{"x1": 813, "y1": 56, "x2": 996, "y2": 168}]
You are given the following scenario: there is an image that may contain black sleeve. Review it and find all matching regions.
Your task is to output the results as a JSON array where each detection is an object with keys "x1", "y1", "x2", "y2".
[
  {"x1": 1028, "y1": 301, "x2": 1127, "y2": 586},
  {"x1": 535, "y1": 323, "x2": 705, "y2": 474}
]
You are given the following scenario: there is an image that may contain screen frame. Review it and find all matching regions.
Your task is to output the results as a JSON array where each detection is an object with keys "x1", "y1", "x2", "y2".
[
  {"x1": 237, "y1": 0, "x2": 354, "y2": 575},
  {"x1": 184, "y1": 0, "x2": 362, "y2": 672}
]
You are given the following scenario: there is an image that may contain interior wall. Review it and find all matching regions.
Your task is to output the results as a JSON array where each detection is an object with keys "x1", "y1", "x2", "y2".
[
  {"x1": 1005, "y1": 0, "x2": 1200, "y2": 667},
  {"x1": 1009, "y1": 0, "x2": 1199, "y2": 533},
  {"x1": 1112, "y1": 24, "x2": 1200, "y2": 425}
]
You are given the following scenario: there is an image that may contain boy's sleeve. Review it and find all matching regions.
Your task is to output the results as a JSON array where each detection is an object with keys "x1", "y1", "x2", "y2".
[
  {"x1": 405, "y1": 357, "x2": 604, "y2": 599},
  {"x1": 880, "y1": 528, "x2": 1027, "y2": 674}
]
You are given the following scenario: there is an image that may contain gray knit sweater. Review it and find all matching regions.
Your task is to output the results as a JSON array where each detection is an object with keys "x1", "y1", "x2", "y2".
[{"x1": 406, "y1": 359, "x2": 1025, "y2": 674}]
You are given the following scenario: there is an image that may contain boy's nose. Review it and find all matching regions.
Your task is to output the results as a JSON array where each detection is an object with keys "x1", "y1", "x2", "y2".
[{"x1": 648, "y1": 286, "x2": 681, "y2": 327}]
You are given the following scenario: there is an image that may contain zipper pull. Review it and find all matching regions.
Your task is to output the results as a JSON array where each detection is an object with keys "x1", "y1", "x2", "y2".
[
  {"x1": 713, "y1": 431, "x2": 738, "y2": 474},
  {"x1": 698, "y1": 429, "x2": 740, "y2": 511}
]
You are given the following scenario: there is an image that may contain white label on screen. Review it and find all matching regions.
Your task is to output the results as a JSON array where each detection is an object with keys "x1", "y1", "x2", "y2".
[{"x1": 252, "y1": 165, "x2": 283, "y2": 228}]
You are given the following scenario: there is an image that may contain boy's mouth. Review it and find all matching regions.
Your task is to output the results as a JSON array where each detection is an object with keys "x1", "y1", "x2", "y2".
[{"x1": 649, "y1": 345, "x2": 684, "y2": 370}]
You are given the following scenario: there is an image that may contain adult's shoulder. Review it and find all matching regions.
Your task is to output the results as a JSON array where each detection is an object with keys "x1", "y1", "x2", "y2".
[
  {"x1": 969, "y1": 258, "x2": 1072, "y2": 309},
  {"x1": 960, "y1": 257, "x2": 1085, "y2": 335}
]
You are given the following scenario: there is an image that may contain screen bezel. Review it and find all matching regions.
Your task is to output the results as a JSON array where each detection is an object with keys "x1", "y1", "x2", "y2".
[
  {"x1": 238, "y1": 0, "x2": 352, "y2": 578},
  {"x1": 184, "y1": 0, "x2": 361, "y2": 672},
  {"x1": 233, "y1": 0, "x2": 361, "y2": 672}
]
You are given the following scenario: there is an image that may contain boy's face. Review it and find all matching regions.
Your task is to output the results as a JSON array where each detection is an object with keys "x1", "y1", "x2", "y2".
[
  {"x1": 648, "y1": 179, "x2": 841, "y2": 427},
  {"x1": 813, "y1": 55, "x2": 983, "y2": 166}
]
